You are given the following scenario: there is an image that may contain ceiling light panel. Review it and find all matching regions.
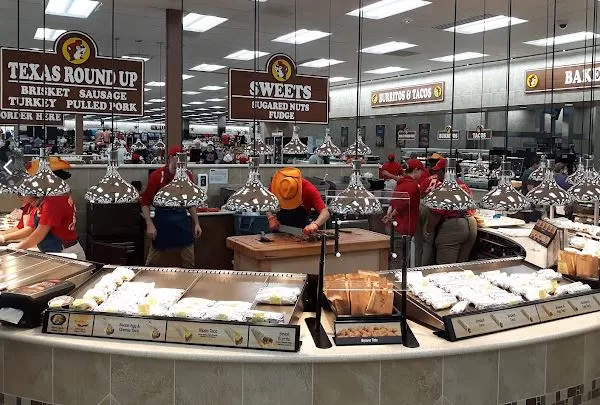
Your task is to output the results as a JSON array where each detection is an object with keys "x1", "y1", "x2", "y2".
[
  {"x1": 34, "y1": 28, "x2": 66, "y2": 41},
  {"x1": 225, "y1": 49, "x2": 269, "y2": 60},
  {"x1": 330, "y1": 77, "x2": 352, "y2": 83},
  {"x1": 183, "y1": 91, "x2": 201, "y2": 95},
  {"x1": 429, "y1": 52, "x2": 488, "y2": 62},
  {"x1": 182, "y1": 74, "x2": 194, "y2": 80},
  {"x1": 122, "y1": 55, "x2": 150, "y2": 61},
  {"x1": 201, "y1": 85, "x2": 225, "y2": 90},
  {"x1": 146, "y1": 81, "x2": 165, "y2": 87},
  {"x1": 361, "y1": 41, "x2": 417, "y2": 54},
  {"x1": 273, "y1": 29, "x2": 331, "y2": 44},
  {"x1": 524, "y1": 31, "x2": 600, "y2": 46},
  {"x1": 445, "y1": 15, "x2": 527, "y2": 34},
  {"x1": 365, "y1": 66, "x2": 409, "y2": 74},
  {"x1": 190, "y1": 63, "x2": 226, "y2": 72},
  {"x1": 205, "y1": 98, "x2": 225, "y2": 102},
  {"x1": 299, "y1": 59, "x2": 344, "y2": 68},
  {"x1": 182, "y1": 13, "x2": 228, "y2": 32},
  {"x1": 347, "y1": 0, "x2": 431, "y2": 20},
  {"x1": 190, "y1": 101, "x2": 206, "y2": 105},
  {"x1": 45, "y1": 0, "x2": 99, "y2": 18}
]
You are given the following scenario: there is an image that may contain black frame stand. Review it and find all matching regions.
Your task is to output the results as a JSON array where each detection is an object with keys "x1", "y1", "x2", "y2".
[
  {"x1": 399, "y1": 235, "x2": 419, "y2": 348},
  {"x1": 305, "y1": 233, "x2": 333, "y2": 349}
]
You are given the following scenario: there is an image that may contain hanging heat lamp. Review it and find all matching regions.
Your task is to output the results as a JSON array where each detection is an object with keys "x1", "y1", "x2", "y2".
[
  {"x1": 244, "y1": 125, "x2": 273, "y2": 155},
  {"x1": 282, "y1": 125, "x2": 308, "y2": 155},
  {"x1": 529, "y1": 155, "x2": 547, "y2": 182},
  {"x1": 85, "y1": 147, "x2": 139, "y2": 204},
  {"x1": 153, "y1": 153, "x2": 206, "y2": 207},
  {"x1": 132, "y1": 138, "x2": 146, "y2": 151},
  {"x1": 344, "y1": 127, "x2": 371, "y2": 157},
  {"x1": 480, "y1": 160, "x2": 530, "y2": 212},
  {"x1": 1, "y1": 147, "x2": 30, "y2": 194},
  {"x1": 316, "y1": 128, "x2": 341, "y2": 157},
  {"x1": 153, "y1": 139, "x2": 166, "y2": 152},
  {"x1": 468, "y1": 153, "x2": 489, "y2": 177},
  {"x1": 567, "y1": 157, "x2": 586, "y2": 186},
  {"x1": 570, "y1": 159, "x2": 600, "y2": 202},
  {"x1": 528, "y1": 159, "x2": 574, "y2": 206},
  {"x1": 18, "y1": 148, "x2": 70, "y2": 197},
  {"x1": 329, "y1": 160, "x2": 382, "y2": 215}
]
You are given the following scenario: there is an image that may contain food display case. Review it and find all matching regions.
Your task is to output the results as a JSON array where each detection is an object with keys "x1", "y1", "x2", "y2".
[
  {"x1": 392, "y1": 257, "x2": 600, "y2": 341},
  {"x1": 42, "y1": 266, "x2": 306, "y2": 352},
  {"x1": 0, "y1": 212, "x2": 18, "y2": 231}
]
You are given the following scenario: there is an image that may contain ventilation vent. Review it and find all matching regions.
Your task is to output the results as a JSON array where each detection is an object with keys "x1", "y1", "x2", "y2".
[{"x1": 433, "y1": 13, "x2": 495, "y2": 30}]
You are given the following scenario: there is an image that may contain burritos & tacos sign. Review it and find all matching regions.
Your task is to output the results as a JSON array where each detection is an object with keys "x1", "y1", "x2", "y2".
[
  {"x1": 1, "y1": 31, "x2": 144, "y2": 116},
  {"x1": 228, "y1": 54, "x2": 328, "y2": 124}
]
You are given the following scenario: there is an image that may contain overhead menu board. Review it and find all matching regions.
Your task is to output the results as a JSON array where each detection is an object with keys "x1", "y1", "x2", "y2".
[
  {"x1": 371, "y1": 82, "x2": 445, "y2": 108},
  {"x1": 1, "y1": 31, "x2": 144, "y2": 116},
  {"x1": 0, "y1": 110, "x2": 64, "y2": 126}
]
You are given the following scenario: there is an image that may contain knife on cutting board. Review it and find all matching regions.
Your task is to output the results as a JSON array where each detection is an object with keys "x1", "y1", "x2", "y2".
[{"x1": 278, "y1": 225, "x2": 305, "y2": 237}]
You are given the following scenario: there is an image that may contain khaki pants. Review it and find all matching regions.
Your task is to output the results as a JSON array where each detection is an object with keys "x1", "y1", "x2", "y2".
[
  {"x1": 146, "y1": 244, "x2": 195, "y2": 268},
  {"x1": 435, "y1": 216, "x2": 477, "y2": 265}
]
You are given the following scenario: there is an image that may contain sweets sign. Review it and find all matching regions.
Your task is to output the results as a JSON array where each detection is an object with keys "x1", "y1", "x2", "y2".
[
  {"x1": 228, "y1": 53, "x2": 328, "y2": 124},
  {"x1": 1, "y1": 31, "x2": 144, "y2": 116}
]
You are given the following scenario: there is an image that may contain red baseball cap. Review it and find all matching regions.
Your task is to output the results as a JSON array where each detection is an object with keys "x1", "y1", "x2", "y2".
[
  {"x1": 433, "y1": 159, "x2": 447, "y2": 171},
  {"x1": 407, "y1": 159, "x2": 425, "y2": 171},
  {"x1": 387, "y1": 153, "x2": 396, "y2": 161},
  {"x1": 168, "y1": 145, "x2": 183, "y2": 156}
]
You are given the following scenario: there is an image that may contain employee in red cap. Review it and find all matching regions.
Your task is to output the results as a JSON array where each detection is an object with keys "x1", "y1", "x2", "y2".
[
  {"x1": 267, "y1": 167, "x2": 330, "y2": 234},
  {"x1": 140, "y1": 146, "x2": 202, "y2": 268},
  {"x1": 379, "y1": 153, "x2": 403, "y2": 180},
  {"x1": 382, "y1": 159, "x2": 425, "y2": 268}
]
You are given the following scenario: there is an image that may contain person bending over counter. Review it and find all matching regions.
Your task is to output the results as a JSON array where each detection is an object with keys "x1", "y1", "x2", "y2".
[
  {"x1": 267, "y1": 167, "x2": 330, "y2": 235},
  {"x1": 141, "y1": 146, "x2": 202, "y2": 268},
  {"x1": 379, "y1": 153, "x2": 403, "y2": 180},
  {"x1": 0, "y1": 196, "x2": 37, "y2": 244}
]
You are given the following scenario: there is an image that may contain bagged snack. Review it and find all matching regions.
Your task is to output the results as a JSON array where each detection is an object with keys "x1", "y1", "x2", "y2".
[
  {"x1": 349, "y1": 281, "x2": 372, "y2": 316},
  {"x1": 254, "y1": 286, "x2": 301, "y2": 305},
  {"x1": 365, "y1": 288, "x2": 394, "y2": 315}
]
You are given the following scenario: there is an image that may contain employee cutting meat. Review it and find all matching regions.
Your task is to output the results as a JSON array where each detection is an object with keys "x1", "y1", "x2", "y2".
[
  {"x1": 141, "y1": 146, "x2": 202, "y2": 268},
  {"x1": 267, "y1": 167, "x2": 330, "y2": 234}
]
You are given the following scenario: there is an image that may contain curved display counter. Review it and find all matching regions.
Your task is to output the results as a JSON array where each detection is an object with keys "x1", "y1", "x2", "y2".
[{"x1": 1, "y1": 311, "x2": 599, "y2": 405}]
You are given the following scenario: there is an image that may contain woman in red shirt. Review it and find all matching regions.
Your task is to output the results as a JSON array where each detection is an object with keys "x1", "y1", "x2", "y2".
[
  {"x1": 382, "y1": 159, "x2": 424, "y2": 269},
  {"x1": 0, "y1": 197, "x2": 37, "y2": 244},
  {"x1": 379, "y1": 153, "x2": 404, "y2": 180}
]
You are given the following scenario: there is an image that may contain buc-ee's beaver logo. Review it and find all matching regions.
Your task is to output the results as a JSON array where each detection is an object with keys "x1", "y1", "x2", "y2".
[
  {"x1": 62, "y1": 37, "x2": 91, "y2": 65},
  {"x1": 271, "y1": 58, "x2": 293, "y2": 82},
  {"x1": 526, "y1": 73, "x2": 539, "y2": 89},
  {"x1": 433, "y1": 85, "x2": 443, "y2": 98}
]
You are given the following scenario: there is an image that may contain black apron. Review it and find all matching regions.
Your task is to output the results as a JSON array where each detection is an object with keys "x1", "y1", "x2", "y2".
[
  {"x1": 34, "y1": 208, "x2": 66, "y2": 253},
  {"x1": 277, "y1": 206, "x2": 309, "y2": 229},
  {"x1": 152, "y1": 207, "x2": 194, "y2": 250}
]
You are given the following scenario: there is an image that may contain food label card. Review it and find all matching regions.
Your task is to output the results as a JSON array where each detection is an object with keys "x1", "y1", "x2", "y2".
[
  {"x1": 46, "y1": 311, "x2": 69, "y2": 334},
  {"x1": 67, "y1": 313, "x2": 94, "y2": 336},
  {"x1": 334, "y1": 322, "x2": 402, "y2": 345},
  {"x1": 248, "y1": 326, "x2": 297, "y2": 351},
  {"x1": 92, "y1": 316, "x2": 166, "y2": 342},
  {"x1": 166, "y1": 321, "x2": 248, "y2": 348}
]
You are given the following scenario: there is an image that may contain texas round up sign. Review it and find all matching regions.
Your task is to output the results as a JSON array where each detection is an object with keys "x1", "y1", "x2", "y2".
[
  {"x1": 228, "y1": 54, "x2": 328, "y2": 124},
  {"x1": 1, "y1": 31, "x2": 144, "y2": 116}
]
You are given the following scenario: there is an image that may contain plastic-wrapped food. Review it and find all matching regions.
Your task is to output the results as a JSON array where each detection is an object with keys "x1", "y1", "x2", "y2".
[
  {"x1": 450, "y1": 300, "x2": 470, "y2": 315},
  {"x1": 168, "y1": 297, "x2": 215, "y2": 319},
  {"x1": 430, "y1": 294, "x2": 458, "y2": 310},
  {"x1": 244, "y1": 310, "x2": 285, "y2": 324},
  {"x1": 524, "y1": 288, "x2": 548, "y2": 302},
  {"x1": 555, "y1": 282, "x2": 592, "y2": 296},
  {"x1": 48, "y1": 295, "x2": 74, "y2": 309},
  {"x1": 113, "y1": 267, "x2": 135, "y2": 281},
  {"x1": 97, "y1": 301, "x2": 138, "y2": 314},
  {"x1": 254, "y1": 286, "x2": 301, "y2": 305},
  {"x1": 535, "y1": 268, "x2": 563, "y2": 281},
  {"x1": 99, "y1": 273, "x2": 123, "y2": 287},
  {"x1": 202, "y1": 306, "x2": 246, "y2": 322},
  {"x1": 138, "y1": 288, "x2": 185, "y2": 316},
  {"x1": 83, "y1": 288, "x2": 109, "y2": 305},
  {"x1": 71, "y1": 298, "x2": 98, "y2": 311},
  {"x1": 212, "y1": 301, "x2": 253, "y2": 311}
]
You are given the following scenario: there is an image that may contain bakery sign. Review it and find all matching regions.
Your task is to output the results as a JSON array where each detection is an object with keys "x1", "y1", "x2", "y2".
[
  {"x1": 228, "y1": 53, "x2": 328, "y2": 124},
  {"x1": 371, "y1": 82, "x2": 444, "y2": 108},
  {"x1": 1, "y1": 31, "x2": 144, "y2": 116},
  {"x1": 525, "y1": 63, "x2": 600, "y2": 93}
]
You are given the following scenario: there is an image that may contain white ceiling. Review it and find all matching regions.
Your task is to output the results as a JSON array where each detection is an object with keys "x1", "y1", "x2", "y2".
[{"x1": 0, "y1": 0, "x2": 594, "y2": 125}]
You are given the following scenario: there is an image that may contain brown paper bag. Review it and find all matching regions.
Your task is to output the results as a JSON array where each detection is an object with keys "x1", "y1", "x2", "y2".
[
  {"x1": 576, "y1": 253, "x2": 600, "y2": 278},
  {"x1": 558, "y1": 249, "x2": 577, "y2": 275}
]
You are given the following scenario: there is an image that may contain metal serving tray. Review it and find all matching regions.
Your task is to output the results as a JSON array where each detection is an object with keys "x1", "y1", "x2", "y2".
[{"x1": 43, "y1": 266, "x2": 307, "y2": 352}]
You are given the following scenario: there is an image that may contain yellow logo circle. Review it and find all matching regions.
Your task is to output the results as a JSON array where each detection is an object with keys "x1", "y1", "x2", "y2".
[
  {"x1": 433, "y1": 85, "x2": 443, "y2": 98},
  {"x1": 62, "y1": 37, "x2": 91, "y2": 65},
  {"x1": 271, "y1": 59, "x2": 292, "y2": 82},
  {"x1": 371, "y1": 93, "x2": 379, "y2": 104},
  {"x1": 526, "y1": 73, "x2": 539, "y2": 88}
]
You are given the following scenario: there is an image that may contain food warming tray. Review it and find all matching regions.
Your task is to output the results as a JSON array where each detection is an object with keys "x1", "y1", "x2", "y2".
[
  {"x1": 42, "y1": 266, "x2": 306, "y2": 352},
  {"x1": 390, "y1": 257, "x2": 600, "y2": 341}
]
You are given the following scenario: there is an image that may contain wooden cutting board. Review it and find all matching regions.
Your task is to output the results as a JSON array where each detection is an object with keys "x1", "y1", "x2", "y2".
[{"x1": 226, "y1": 228, "x2": 390, "y2": 260}]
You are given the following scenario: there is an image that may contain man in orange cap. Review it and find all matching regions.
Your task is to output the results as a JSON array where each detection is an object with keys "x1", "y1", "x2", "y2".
[
  {"x1": 140, "y1": 146, "x2": 202, "y2": 268},
  {"x1": 267, "y1": 167, "x2": 330, "y2": 234}
]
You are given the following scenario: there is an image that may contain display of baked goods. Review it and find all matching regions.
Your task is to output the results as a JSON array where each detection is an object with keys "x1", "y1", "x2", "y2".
[
  {"x1": 324, "y1": 271, "x2": 394, "y2": 316},
  {"x1": 337, "y1": 325, "x2": 400, "y2": 338}
]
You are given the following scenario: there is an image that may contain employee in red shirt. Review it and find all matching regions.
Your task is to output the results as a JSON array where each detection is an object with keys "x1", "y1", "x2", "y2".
[
  {"x1": 267, "y1": 167, "x2": 330, "y2": 234},
  {"x1": 141, "y1": 146, "x2": 202, "y2": 268},
  {"x1": 379, "y1": 153, "x2": 404, "y2": 180},
  {"x1": 0, "y1": 197, "x2": 37, "y2": 244},
  {"x1": 382, "y1": 159, "x2": 424, "y2": 268},
  {"x1": 16, "y1": 194, "x2": 85, "y2": 260}
]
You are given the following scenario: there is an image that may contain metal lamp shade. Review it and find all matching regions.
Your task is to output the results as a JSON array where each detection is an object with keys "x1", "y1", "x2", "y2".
[
  {"x1": 480, "y1": 161, "x2": 530, "y2": 212},
  {"x1": 17, "y1": 149, "x2": 70, "y2": 197},
  {"x1": 245, "y1": 130, "x2": 273, "y2": 156},
  {"x1": 468, "y1": 154, "x2": 489, "y2": 177},
  {"x1": 345, "y1": 130, "x2": 371, "y2": 157},
  {"x1": 85, "y1": 149, "x2": 139, "y2": 204},
  {"x1": 224, "y1": 159, "x2": 280, "y2": 213},
  {"x1": 424, "y1": 158, "x2": 476, "y2": 211},
  {"x1": 567, "y1": 157, "x2": 585, "y2": 186},
  {"x1": 570, "y1": 159, "x2": 600, "y2": 203},
  {"x1": 282, "y1": 126, "x2": 308, "y2": 155},
  {"x1": 153, "y1": 153, "x2": 206, "y2": 208},
  {"x1": 528, "y1": 160, "x2": 574, "y2": 206},
  {"x1": 528, "y1": 156, "x2": 547, "y2": 183},
  {"x1": 132, "y1": 139, "x2": 147, "y2": 151},
  {"x1": 153, "y1": 139, "x2": 166, "y2": 151},
  {"x1": 329, "y1": 161, "x2": 382, "y2": 216},
  {"x1": 316, "y1": 128, "x2": 341, "y2": 157},
  {"x1": 1, "y1": 148, "x2": 29, "y2": 194}
]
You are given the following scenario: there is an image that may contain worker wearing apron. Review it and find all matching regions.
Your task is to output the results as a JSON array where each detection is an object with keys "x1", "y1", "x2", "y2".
[
  {"x1": 141, "y1": 146, "x2": 202, "y2": 268},
  {"x1": 0, "y1": 198, "x2": 37, "y2": 244},
  {"x1": 267, "y1": 167, "x2": 330, "y2": 234}
]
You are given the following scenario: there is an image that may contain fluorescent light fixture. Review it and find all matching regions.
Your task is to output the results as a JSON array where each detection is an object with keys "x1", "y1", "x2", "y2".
[
  {"x1": 365, "y1": 66, "x2": 408, "y2": 74},
  {"x1": 429, "y1": 52, "x2": 488, "y2": 62},
  {"x1": 182, "y1": 104, "x2": 191, "y2": 107},
  {"x1": 148, "y1": 99, "x2": 165, "y2": 103},
  {"x1": 210, "y1": 106, "x2": 226, "y2": 109},
  {"x1": 299, "y1": 58, "x2": 344, "y2": 68},
  {"x1": 225, "y1": 49, "x2": 269, "y2": 60},
  {"x1": 183, "y1": 91, "x2": 200, "y2": 95},
  {"x1": 195, "y1": 108, "x2": 209, "y2": 111},
  {"x1": 205, "y1": 98, "x2": 225, "y2": 102},
  {"x1": 347, "y1": 0, "x2": 431, "y2": 20},
  {"x1": 190, "y1": 101, "x2": 206, "y2": 105},
  {"x1": 182, "y1": 13, "x2": 228, "y2": 33},
  {"x1": 182, "y1": 74, "x2": 194, "y2": 80},
  {"x1": 361, "y1": 41, "x2": 417, "y2": 54},
  {"x1": 122, "y1": 55, "x2": 150, "y2": 62},
  {"x1": 201, "y1": 85, "x2": 225, "y2": 90},
  {"x1": 144, "y1": 102, "x2": 152, "y2": 105},
  {"x1": 200, "y1": 113, "x2": 212, "y2": 116},
  {"x1": 330, "y1": 76, "x2": 352, "y2": 83},
  {"x1": 190, "y1": 63, "x2": 226, "y2": 72},
  {"x1": 445, "y1": 15, "x2": 527, "y2": 34},
  {"x1": 146, "y1": 81, "x2": 165, "y2": 87},
  {"x1": 273, "y1": 29, "x2": 331, "y2": 44},
  {"x1": 34, "y1": 28, "x2": 66, "y2": 41},
  {"x1": 524, "y1": 31, "x2": 600, "y2": 46},
  {"x1": 144, "y1": 88, "x2": 151, "y2": 92},
  {"x1": 45, "y1": 0, "x2": 99, "y2": 18}
]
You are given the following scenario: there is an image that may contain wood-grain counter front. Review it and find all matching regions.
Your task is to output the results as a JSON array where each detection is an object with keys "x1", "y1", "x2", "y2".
[{"x1": 226, "y1": 228, "x2": 390, "y2": 273}]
